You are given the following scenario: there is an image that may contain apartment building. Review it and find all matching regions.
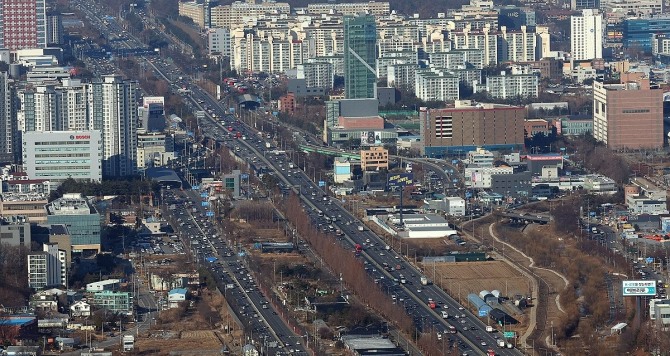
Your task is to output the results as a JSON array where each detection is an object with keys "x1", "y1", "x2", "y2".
[
  {"x1": 414, "y1": 68, "x2": 460, "y2": 102},
  {"x1": 485, "y1": 73, "x2": 539, "y2": 99},
  {"x1": 571, "y1": 9, "x2": 603, "y2": 60},
  {"x1": 210, "y1": 1, "x2": 290, "y2": 29},
  {"x1": 360, "y1": 146, "x2": 389, "y2": 171},
  {"x1": 178, "y1": 1, "x2": 206, "y2": 28},
  {"x1": 307, "y1": 1, "x2": 390, "y2": 16}
]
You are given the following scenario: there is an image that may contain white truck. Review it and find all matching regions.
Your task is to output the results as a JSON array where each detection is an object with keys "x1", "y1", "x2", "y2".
[
  {"x1": 358, "y1": 226, "x2": 365, "y2": 232},
  {"x1": 497, "y1": 340, "x2": 505, "y2": 348},
  {"x1": 441, "y1": 311, "x2": 449, "y2": 319},
  {"x1": 420, "y1": 276, "x2": 430, "y2": 286},
  {"x1": 486, "y1": 325, "x2": 494, "y2": 332}
]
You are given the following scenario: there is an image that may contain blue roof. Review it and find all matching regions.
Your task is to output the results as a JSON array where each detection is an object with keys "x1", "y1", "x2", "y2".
[
  {"x1": 2, "y1": 317, "x2": 36, "y2": 326},
  {"x1": 169, "y1": 288, "x2": 188, "y2": 295}
]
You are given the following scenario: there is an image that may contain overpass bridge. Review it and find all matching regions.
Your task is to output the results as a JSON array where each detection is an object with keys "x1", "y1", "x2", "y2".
[
  {"x1": 497, "y1": 211, "x2": 551, "y2": 225},
  {"x1": 298, "y1": 144, "x2": 361, "y2": 160}
]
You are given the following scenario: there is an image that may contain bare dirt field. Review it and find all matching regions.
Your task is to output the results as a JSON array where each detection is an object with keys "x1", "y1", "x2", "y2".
[
  {"x1": 135, "y1": 329, "x2": 226, "y2": 355},
  {"x1": 423, "y1": 260, "x2": 531, "y2": 303}
]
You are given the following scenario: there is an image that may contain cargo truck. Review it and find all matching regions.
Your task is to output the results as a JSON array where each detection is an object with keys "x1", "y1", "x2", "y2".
[
  {"x1": 497, "y1": 340, "x2": 506, "y2": 348},
  {"x1": 428, "y1": 300, "x2": 436, "y2": 309},
  {"x1": 486, "y1": 326, "x2": 494, "y2": 332},
  {"x1": 358, "y1": 226, "x2": 365, "y2": 232}
]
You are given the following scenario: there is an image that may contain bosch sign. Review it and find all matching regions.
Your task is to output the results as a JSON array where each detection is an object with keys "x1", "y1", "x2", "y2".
[{"x1": 70, "y1": 135, "x2": 91, "y2": 140}]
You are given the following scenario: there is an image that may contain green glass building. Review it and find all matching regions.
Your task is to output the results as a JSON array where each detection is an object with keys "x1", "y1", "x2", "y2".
[{"x1": 343, "y1": 15, "x2": 377, "y2": 99}]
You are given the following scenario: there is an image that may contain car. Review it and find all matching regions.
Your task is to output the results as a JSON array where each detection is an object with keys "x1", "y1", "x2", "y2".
[
  {"x1": 416, "y1": 289, "x2": 422, "y2": 293},
  {"x1": 480, "y1": 342, "x2": 487, "y2": 346}
]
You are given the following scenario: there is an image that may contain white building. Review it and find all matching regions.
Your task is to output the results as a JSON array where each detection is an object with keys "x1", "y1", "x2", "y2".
[
  {"x1": 414, "y1": 68, "x2": 460, "y2": 102},
  {"x1": 484, "y1": 73, "x2": 539, "y2": 99},
  {"x1": 464, "y1": 166, "x2": 514, "y2": 188},
  {"x1": 178, "y1": 1, "x2": 206, "y2": 28},
  {"x1": 445, "y1": 197, "x2": 466, "y2": 216},
  {"x1": 297, "y1": 62, "x2": 334, "y2": 89},
  {"x1": 499, "y1": 26, "x2": 538, "y2": 62},
  {"x1": 167, "y1": 288, "x2": 188, "y2": 309},
  {"x1": 137, "y1": 132, "x2": 174, "y2": 169},
  {"x1": 70, "y1": 300, "x2": 91, "y2": 317},
  {"x1": 570, "y1": 9, "x2": 603, "y2": 61},
  {"x1": 88, "y1": 75, "x2": 138, "y2": 177},
  {"x1": 333, "y1": 158, "x2": 352, "y2": 183},
  {"x1": 306, "y1": 2, "x2": 390, "y2": 16},
  {"x1": 210, "y1": 1, "x2": 291, "y2": 29},
  {"x1": 86, "y1": 279, "x2": 120, "y2": 292},
  {"x1": 467, "y1": 148, "x2": 495, "y2": 166},
  {"x1": 207, "y1": 28, "x2": 231, "y2": 56},
  {"x1": 388, "y1": 63, "x2": 418, "y2": 91},
  {"x1": 22, "y1": 130, "x2": 102, "y2": 186},
  {"x1": 448, "y1": 27, "x2": 498, "y2": 66},
  {"x1": 28, "y1": 243, "x2": 67, "y2": 289},
  {"x1": 230, "y1": 28, "x2": 310, "y2": 74}
]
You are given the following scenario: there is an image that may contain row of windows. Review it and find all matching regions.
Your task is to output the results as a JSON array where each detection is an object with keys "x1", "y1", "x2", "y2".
[
  {"x1": 34, "y1": 141, "x2": 94, "y2": 145},
  {"x1": 35, "y1": 153, "x2": 91, "y2": 158},
  {"x1": 35, "y1": 159, "x2": 93, "y2": 165},
  {"x1": 622, "y1": 109, "x2": 650, "y2": 113},
  {"x1": 34, "y1": 147, "x2": 93, "y2": 152},
  {"x1": 35, "y1": 166, "x2": 96, "y2": 171}
]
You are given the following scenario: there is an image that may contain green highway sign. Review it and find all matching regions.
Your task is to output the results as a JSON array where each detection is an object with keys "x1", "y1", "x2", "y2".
[
  {"x1": 503, "y1": 331, "x2": 515, "y2": 338},
  {"x1": 622, "y1": 280, "x2": 657, "y2": 296}
]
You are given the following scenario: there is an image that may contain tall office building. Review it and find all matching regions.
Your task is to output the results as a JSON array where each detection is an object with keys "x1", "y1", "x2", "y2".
[
  {"x1": 0, "y1": 72, "x2": 14, "y2": 164},
  {"x1": 46, "y1": 14, "x2": 63, "y2": 45},
  {"x1": 88, "y1": 75, "x2": 138, "y2": 177},
  {"x1": 593, "y1": 79, "x2": 663, "y2": 149},
  {"x1": 571, "y1": 9, "x2": 603, "y2": 60},
  {"x1": 0, "y1": 0, "x2": 47, "y2": 50},
  {"x1": 343, "y1": 15, "x2": 377, "y2": 99}
]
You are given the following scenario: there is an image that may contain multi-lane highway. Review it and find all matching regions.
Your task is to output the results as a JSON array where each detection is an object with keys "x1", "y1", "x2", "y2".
[
  {"x1": 69, "y1": 2, "x2": 525, "y2": 353},
  {"x1": 168, "y1": 85, "x2": 524, "y2": 355},
  {"x1": 162, "y1": 188, "x2": 309, "y2": 356}
]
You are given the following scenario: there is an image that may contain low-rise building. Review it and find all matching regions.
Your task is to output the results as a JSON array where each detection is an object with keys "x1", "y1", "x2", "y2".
[
  {"x1": 334, "y1": 158, "x2": 353, "y2": 183},
  {"x1": 464, "y1": 166, "x2": 514, "y2": 188},
  {"x1": 86, "y1": 279, "x2": 120, "y2": 292},
  {"x1": 0, "y1": 193, "x2": 48, "y2": 223},
  {"x1": 444, "y1": 197, "x2": 466, "y2": 216},
  {"x1": 46, "y1": 193, "x2": 101, "y2": 253},
  {"x1": 0, "y1": 216, "x2": 31, "y2": 247},
  {"x1": 167, "y1": 288, "x2": 188, "y2": 309},
  {"x1": 360, "y1": 147, "x2": 388, "y2": 171},
  {"x1": 92, "y1": 291, "x2": 131, "y2": 315},
  {"x1": 70, "y1": 300, "x2": 91, "y2": 317}
]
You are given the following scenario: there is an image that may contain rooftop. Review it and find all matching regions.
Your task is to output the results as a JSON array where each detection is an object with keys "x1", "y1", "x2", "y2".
[
  {"x1": 46, "y1": 193, "x2": 95, "y2": 216},
  {"x1": 169, "y1": 288, "x2": 188, "y2": 295},
  {"x1": 1, "y1": 192, "x2": 48, "y2": 202}
]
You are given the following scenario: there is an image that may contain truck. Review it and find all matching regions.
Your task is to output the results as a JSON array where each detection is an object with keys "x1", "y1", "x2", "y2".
[
  {"x1": 506, "y1": 342, "x2": 514, "y2": 349},
  {"x1": 497, "y1": 340, "x2": 506, "y2": 348},
  {"x1": 358, "y1": 226, "x2": 365, "y2": 232},
  {"x1": 354, "y1": 244, "x2": 363, "y2": 254},
  {"x1": 420, "y1": 276, "x2": 430, "y2": 286},
  {"x1": 288, "y1": 163, "x2": 295, "y2": 169},
  {"x1": 486, "y1": 326, "x2": 494, "y2": 332},
  {"x1": 265, "y1": 142, "x2": 271, "y2": 149},
  {"x1": 428, "y1": 300, "x2": 436, "y2": 309},
  {"x1": 441, "y1": 311, "x2": 449, "y2": 319}
]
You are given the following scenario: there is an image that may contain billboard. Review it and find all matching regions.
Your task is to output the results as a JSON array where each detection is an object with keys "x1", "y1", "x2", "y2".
[
  {"x1": 622, "y1": 280, "x2": 656, "y2": 296},
  {"x1": 360, "y1": 131, "x2": 382, "y2": 146},
  {"x1": 388, "y1": 173, "x2": 414, "y2": 187}
]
